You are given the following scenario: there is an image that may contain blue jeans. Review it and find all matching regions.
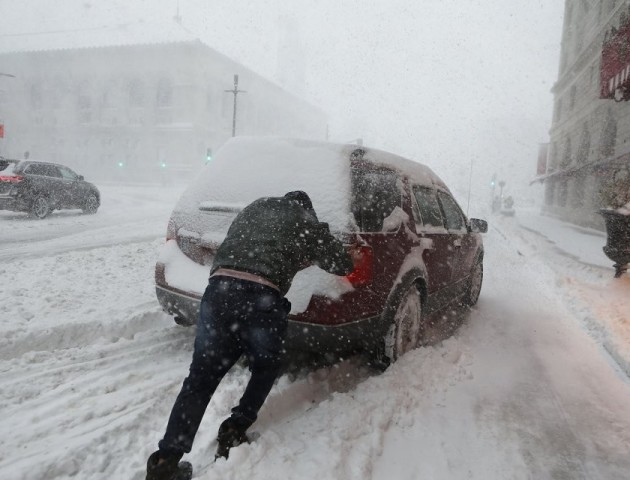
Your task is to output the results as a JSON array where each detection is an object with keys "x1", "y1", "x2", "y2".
[{"x1": 159, "y1": 276, "x2": 290, "y2": 455}]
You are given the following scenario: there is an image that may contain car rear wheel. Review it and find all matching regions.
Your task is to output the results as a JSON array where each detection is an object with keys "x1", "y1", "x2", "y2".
[
  {"x1": 384, "y1": 285, "x2": 422, "y2": 362},
  {"x1": 30, "y1": 196, "x2": 51, "y2": 219},
  {"x1": 464, "y1": 258, "x2": 483, "y2": 306},
  {"x1": 82, "y1": 194, "x2": 99, "y2": 214}
]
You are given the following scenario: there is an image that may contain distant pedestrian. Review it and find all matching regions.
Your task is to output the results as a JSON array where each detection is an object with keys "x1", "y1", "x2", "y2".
[{"x1": 146, "y1": 191, "x2": 353, "y2": 480}]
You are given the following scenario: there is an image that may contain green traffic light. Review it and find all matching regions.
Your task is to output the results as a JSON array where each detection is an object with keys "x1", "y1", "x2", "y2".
[
  {"x1": 160, "y1": 162, "x2": 167, "y2": 168},
  {"x1": 118, "y1": 161, "x2": 124, "y2": 168}
]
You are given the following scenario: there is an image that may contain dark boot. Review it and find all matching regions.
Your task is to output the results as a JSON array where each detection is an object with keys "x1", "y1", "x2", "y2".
[
  {"x1": 146, "y1": 450, "x2": 188, "y2": 480},
  {"x1": 215, "y1": 417, "x2": 251, "y2": 460}
]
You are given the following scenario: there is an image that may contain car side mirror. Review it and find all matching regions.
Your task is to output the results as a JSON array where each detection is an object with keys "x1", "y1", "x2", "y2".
[
  {"x1": 78, "y1": 175, "x2": 84, "y2": 181},
  {"x1": 469, "y1": 218, "x2": 488, "y2": 233}
]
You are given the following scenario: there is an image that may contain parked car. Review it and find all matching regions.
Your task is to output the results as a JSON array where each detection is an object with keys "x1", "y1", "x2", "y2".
[
  {"x1": 0, "y1": 157, "x2": 100, "y2": 218},
  {"x1": 155, "y1": 137, "x2": 487, "y2": 363}
]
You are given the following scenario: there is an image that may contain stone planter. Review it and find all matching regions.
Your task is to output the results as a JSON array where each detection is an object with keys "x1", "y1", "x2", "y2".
[{"x1": 599, "y1": 208, "x2": 630, "y2": 277}]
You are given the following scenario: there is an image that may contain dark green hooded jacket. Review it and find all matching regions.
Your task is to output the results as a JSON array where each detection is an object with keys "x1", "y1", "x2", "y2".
[{"x1": 210, "y1": 196, "x2": 354, "y2": 295}]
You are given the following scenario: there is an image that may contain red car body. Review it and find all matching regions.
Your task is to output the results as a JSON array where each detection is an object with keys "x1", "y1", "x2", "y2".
[{"x1": 155, "y1": 137, "x2": 487, "y2": 359}]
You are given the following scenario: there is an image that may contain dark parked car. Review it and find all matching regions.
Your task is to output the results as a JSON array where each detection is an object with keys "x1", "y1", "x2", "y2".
[
  {"x1": 155, "y1": 137, "x2": 487, "y2": 363},
  {"x1": 0, "y1": 158, "x2": 100, "y2": 219}
]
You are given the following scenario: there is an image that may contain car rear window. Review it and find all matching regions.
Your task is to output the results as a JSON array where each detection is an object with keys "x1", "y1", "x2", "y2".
[
  {"x1": 25, "y1": 163, "x2": 61, "y2": 177},
  {"x1": 0, "y1": 160, "x2": 18, "y2": 175},
  {"x1": 351, "y1": 165, "x2": 402, "y2": 232},
  {"x1": 173, "y1": 137, "x2": 353, "y2": 234}
]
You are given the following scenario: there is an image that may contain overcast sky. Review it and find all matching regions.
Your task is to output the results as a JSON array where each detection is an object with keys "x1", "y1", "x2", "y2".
[
  {"x1": 1, "y1": 0, "x2": 565, "y2": 202},
  {"x1": 163, "y1": 0, "x2": 566, "y2": 198}
]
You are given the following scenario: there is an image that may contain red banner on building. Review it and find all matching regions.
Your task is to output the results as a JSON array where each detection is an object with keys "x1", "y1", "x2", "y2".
[
  {"x1": 0, "y1": 123, "x2": 4, "y2": 138},
  {"x1": 601, "y1": 20, "x2": 630, "y2": 100}
]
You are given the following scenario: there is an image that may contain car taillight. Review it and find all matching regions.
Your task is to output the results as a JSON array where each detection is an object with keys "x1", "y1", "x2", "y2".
[
  {"x1": 345, "y1": 245, "x2": 373, "y2": 287},
  {"x1": 0, "y1": 175, "x2": 24, "y2": 183}
]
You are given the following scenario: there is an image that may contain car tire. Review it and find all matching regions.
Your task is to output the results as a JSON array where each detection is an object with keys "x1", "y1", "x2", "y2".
[
  {"x1": 82, "y1": 194, "x2": 99, "y2": 214},
  {"x1": 30, "y1": 195, "x2": 51, "y2": 219},
  {"x1": 464, "y1": 256, "x2": 483, "y2": 307},
  {"x1": 384, "y1": 284, "x2": 423, "y2": 363}
]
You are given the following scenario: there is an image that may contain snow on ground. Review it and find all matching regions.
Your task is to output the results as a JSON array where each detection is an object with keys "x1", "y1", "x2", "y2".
[
  {"x1": 1, "y1": 187, "x2": 629, "y2": 480},
  {"x1": 505, "y1": 208, "x2": 630, "y2": 377}
]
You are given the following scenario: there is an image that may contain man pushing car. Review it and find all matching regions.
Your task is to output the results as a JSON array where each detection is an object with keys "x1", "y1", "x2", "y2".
[{"x1": 146, "y1": 190, "x2": 354, "y2": 480}]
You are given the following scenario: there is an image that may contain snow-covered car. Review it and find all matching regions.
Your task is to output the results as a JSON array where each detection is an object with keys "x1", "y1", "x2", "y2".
[
  {"x1": 155, "y1": 137, "x2": 487, "y2": 362},
  {"x1": 0, "y1": 158, "x2": 100, "y2": 218}
]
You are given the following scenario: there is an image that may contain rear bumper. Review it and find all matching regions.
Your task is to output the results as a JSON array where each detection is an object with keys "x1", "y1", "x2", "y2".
[
  {"x1": 0, "y1": 195, "x2": 21, "y2": 211},
  {"x1": 155, "y1": 284, "x2": 384, "y2": 354},
  {"x1": 156, "y1": 284, "x2": 201, "y2": 325}
]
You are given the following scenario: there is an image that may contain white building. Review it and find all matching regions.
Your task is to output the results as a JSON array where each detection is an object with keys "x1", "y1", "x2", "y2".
[
  {"x1": 0, "y1": 39, "x2": 327, "y2": 182},
  {"x1": 538, "y1": 0, "x2": 630, "y2": 229}
]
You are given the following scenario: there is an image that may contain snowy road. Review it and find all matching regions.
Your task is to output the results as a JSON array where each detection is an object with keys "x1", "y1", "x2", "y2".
[{"x1": 1, "y1": 185, "x2": 629, "y2": 480}]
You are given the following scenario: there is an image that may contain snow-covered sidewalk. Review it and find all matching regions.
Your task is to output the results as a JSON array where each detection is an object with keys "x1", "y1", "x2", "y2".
[{"x1": 496, "y1": 208, "x2": 630, "y2": 378}]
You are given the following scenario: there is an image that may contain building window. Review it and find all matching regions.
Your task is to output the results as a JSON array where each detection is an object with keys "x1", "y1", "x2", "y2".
[
  {"x1": 573, "y1": 175, "x2": 587, "y2": 207},
  {"x1": 599, "y1": 109, "x2": 617, "y2": 158},
  {"x1": 558, "y1": 180, "x2": 569, "y2": 207},
  {"x1": 561, "y1": 137, "x2": 572, "y2": 168},
  {"x1": 51, "y1": 78, "x2": 65, "y2": 109},
  {"x1": 30, "y1": 84, "x2": 43, "y2": 110},
  {"x1": 156, "y1": 78, "x2": 173, "y2": 108},
  {"x1": 77, "y1": 87, "x2": 92, "y2": 124},
  {"x1": 577, "y1": 123, "x2": 591, "y2": 164},
  {"x1": 544, "y1": 181, "x2": 553, "y2": 205},
  {"x1": 128, "y1": 79, "x2": 145, "y2": 108},
  {"x1": 555, "y1": 98, "x2": 563, "y2": 121}
]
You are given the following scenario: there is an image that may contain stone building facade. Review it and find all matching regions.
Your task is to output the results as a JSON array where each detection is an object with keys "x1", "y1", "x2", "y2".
[
  {"x1": 541, "y1": 0, "x2": 630, "y2": 229},
  {"x1": 0, "y1": 40, "x2": 327, "y2": 182}
]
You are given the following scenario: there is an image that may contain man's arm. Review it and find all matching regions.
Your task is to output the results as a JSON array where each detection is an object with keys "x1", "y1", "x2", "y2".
[{"x1": 306, "y1": 221, "x2": 354, "y2": 276}]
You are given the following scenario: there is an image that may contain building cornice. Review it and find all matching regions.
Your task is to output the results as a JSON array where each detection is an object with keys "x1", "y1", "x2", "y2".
[{"x1": 552, "y1": 2, "x2": 630, "y2": 95}]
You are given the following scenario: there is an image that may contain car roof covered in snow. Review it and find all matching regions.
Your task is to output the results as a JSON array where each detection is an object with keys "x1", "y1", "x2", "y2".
[{"x1": 173, "y1": 136, "x2": 447, "y2": 233}]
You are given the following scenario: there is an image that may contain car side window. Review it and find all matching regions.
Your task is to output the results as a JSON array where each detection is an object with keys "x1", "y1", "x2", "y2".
[
  {"x1": 58, "y1": 166, "x2": 78, "y2": 180},
  {"x1": 25, "y1": 164, "x2": 44, "y2": 176},
  {"x1": 42, "y1": 164, "x2": 62, "y2": 178},
  {"x1": 412, "y1": 185, "x2": 444, "y2": 229},
  {"x1": 437, "y1": 191, "x2": 466, "y2": 232}
]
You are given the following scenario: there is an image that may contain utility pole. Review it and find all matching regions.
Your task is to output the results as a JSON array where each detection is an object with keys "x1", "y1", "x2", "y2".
[{"x1": 224, "y1": 74, "x2": 246, "y2": 137}]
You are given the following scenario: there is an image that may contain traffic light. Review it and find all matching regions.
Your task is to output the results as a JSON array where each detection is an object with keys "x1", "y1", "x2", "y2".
[
  {"x1": 117, "y1": 161, "x2": 125, "y2": 168},
  {"x1": 490, "y1": 180, "x2": 495, "y2": 187},
  {"x1": 206, "y1": 148, "x2": 212, "y2": 163},
  {"x1": 160, "y1": 161, "x2": 167, "y2": 168}
]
